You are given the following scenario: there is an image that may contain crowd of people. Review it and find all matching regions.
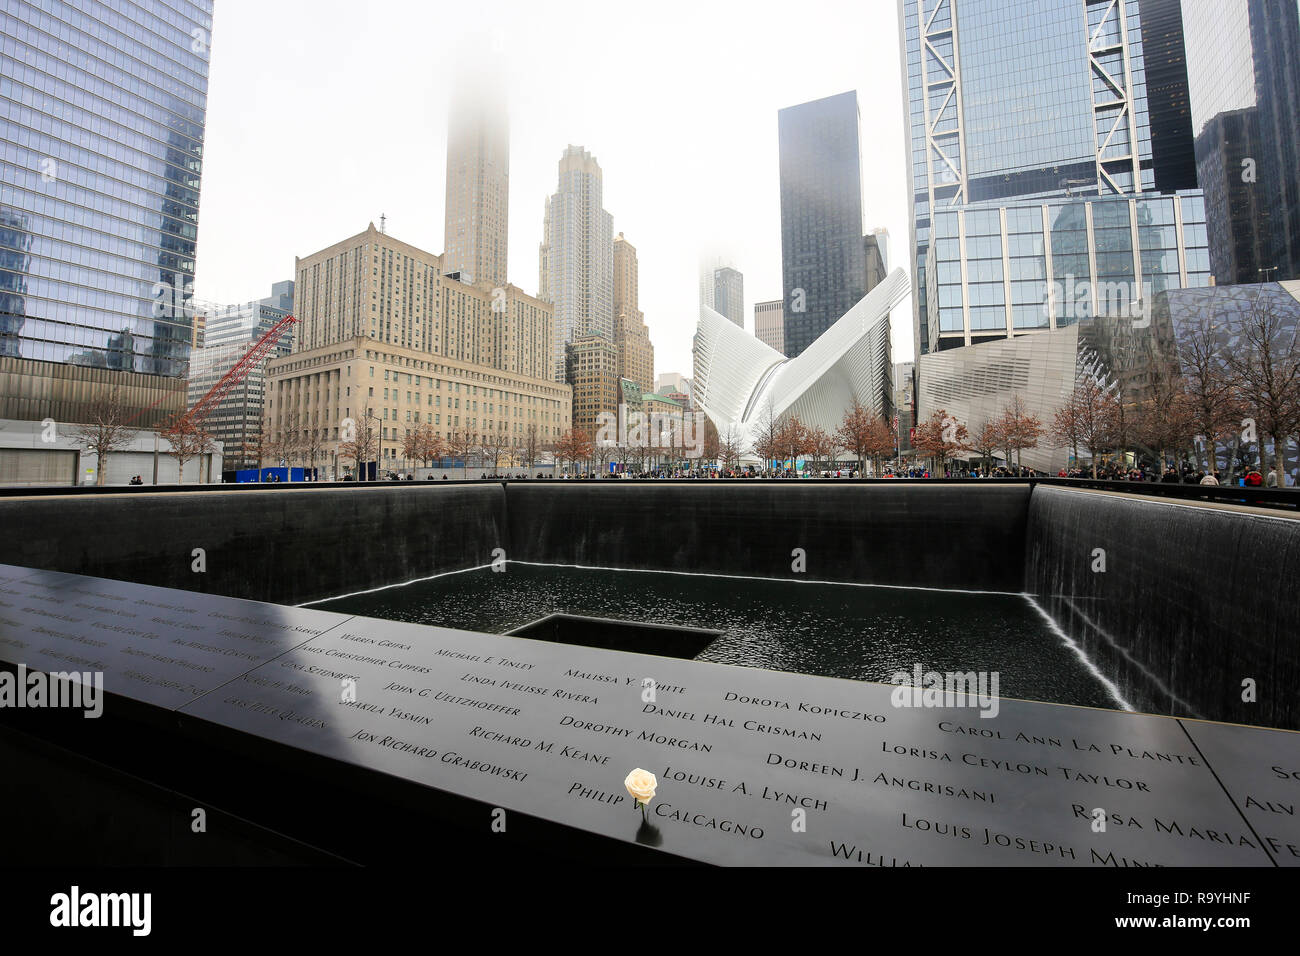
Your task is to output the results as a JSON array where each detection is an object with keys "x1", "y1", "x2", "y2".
[
  {"x1": 318, "y1": 461, "x2": 1291, "y2": 485},
  {"x1": 1054, "y1": 462, "x2": 1282, "y2": 487}
]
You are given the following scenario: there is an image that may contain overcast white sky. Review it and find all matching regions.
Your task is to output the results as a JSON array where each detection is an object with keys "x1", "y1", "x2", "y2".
[{"x1": 196, "y1": 0, "x2": 914, "y2": 372}]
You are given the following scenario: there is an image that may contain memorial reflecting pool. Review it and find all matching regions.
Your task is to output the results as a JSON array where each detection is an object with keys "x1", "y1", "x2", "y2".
[{"x1": 314, "y1": 564, "x2": 1118, "y2": 710}]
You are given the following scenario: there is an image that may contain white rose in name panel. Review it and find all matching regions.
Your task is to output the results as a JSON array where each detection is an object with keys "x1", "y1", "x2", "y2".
[{"x1": 624, "y1": 768, "x2": 657, "y2": 805}]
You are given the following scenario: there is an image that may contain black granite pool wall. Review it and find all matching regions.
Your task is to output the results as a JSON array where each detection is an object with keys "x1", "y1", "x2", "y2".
[
  {"x1": 1025, "y1": 485, "x2": 1300, "y2": 729},
  {"x1": 0, "y1": 484, "x2": 508, "y2": 606},
  {"x1": 505, "y1": 482, "x2": 1031, "y2": 591},
  {"x1": 2, "y1": 481, "x2": 1295, "y2": 729}
]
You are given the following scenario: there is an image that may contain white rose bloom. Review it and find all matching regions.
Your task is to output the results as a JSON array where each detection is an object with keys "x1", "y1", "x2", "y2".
[{"x1": 624, "y1": 768, "x2": 657, "y2": 805}]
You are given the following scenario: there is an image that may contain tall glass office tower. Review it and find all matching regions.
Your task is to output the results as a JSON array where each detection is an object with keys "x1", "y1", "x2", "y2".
[
  {"x1": 899, "y1": 0, "x2": 1202, "y2": 356},
  {"x1": 0, "y1": 0, "x2": 213, "y2": 424},
  {"x1": 1182, "y1": 0, "x2": 1300, "y2": 285},
  {"x1": 778, "y1": 91, "x2": 883, "y2": 359}
]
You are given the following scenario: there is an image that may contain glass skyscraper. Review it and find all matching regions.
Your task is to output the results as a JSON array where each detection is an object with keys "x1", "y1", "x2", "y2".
[
  {"x1": 1182, "y1": 0, "x2": 1300, "y2": 285},
  {"x1": 900, "y1": 0, "x2": 1203, "y2": 357},
  {"x1": 924, "y1": 192, "x2": 1210, "y2": 351},
  {"x1": 711, "y1": 266, "x2": 744, "y2": 327},
  {"x1": 778, "y1": 90, "x2": 882, "y2": 359},
  {"x1": 0, "y1": 0, "x2": 212, "y2": 423}
]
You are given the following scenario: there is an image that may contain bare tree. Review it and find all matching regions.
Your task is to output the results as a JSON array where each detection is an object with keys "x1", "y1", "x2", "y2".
[
  {"x1": 912, "y1": 408, "x2": 970, "y2": 475},
  {"x1": 717, "y1": 425, "x2": 742, "y2": 472},
  {"x1": 479, "y1": 429, "x2": 510, "y2": 475},
  {"x1": 277, "y1": 409, "x2": 304, "y2": 469},
  {"x1": 1132, "y1": 366, "x2": 1197, "y2": 474},
  {"x1": 340, "y1": 409, "x2": 378, "y2": 479},
  {"x1": 1178, "y1": 311, "x2": 1240, "y2": 477},
  {"x1": 446, "y1": 429, "x2": 474, "y2": 478},
  {"x1": 749, "y1": 398, "x2": 782, "y2": 471},
  {"x1": 160, "y1": 418, "x2": 214, "y2": 484},
  {"x1": 592, "y1": 437, "x2": 617, "y2": 476},
  {"x1": 523, "y1": 422, "x2": 541, "y2": 477},
  {"x1": 774, "y1": 417, "x2": 814, "y2": 473},
  {"x1": 996, "y1": 394, "x2": 1044, "y2": 469},
  {"x1": 68, "y1": 388, "x2": 137, "y2": 485},
  {"x1": 1049, "y1": 394, "x2": 1083, "y2": 469},
  {"x1": 1221, "y1": 287, "x2": 1300, "y2": 487},
  {"x1": 303, "y1": 423, "x2": 325, "y2": 479},
  {"x1": 1071, "y1": 378, "x2": 1121, "y2": 478},
  {"x1": 971, "y1": 420, "x2": 1003, "y2": 475},
  {"x1": 553, "y1": 428, "x2": 593, "y2": 476}
]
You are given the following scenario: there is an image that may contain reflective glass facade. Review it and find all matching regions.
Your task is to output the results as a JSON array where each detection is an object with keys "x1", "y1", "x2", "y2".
[
  {"x1": 778, "y1": 91, "x2": 872, "y2": 359},
  {"x1": 1183, "y1": 0, "x2": 1300, "y2": 284},
  {"x1": 925, "y1": 193, "x2": 1210, "y2": 349},
  {"x1": 958, "y1": 0, "x2": 1097, "y2": 191},
  {"x1": 1156, "y1": 280, "x2": 1300, "y2": 479},
  {"x1": 0, "y1": 0, "x2": 212, "y2": 377},
  {"x1": 1138, "y1": 0, "x2": 1197, "y2": 192},
  {"x1": 902, "y1": 0, "x2": 1194, "y2": 358}
]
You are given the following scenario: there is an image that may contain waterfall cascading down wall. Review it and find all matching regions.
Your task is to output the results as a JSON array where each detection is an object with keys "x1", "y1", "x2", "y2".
[
  {"x1": 0, "y1": 484, "x2": 508, "y2": 607},
  {"x1": 1025, "y1": 486, "x2": 1300, "y2": 730},
  {"x1": 504, "y1": 483, "x2": 1031, "y2": 591},
  {"x1": 0, "y1": 481, "x2": 1296, "y2": 728}
]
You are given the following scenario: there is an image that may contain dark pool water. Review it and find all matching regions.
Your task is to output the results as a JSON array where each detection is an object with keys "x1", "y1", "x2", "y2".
[{"x1": 312, "y1": 563, "x2": 1117, "y2": 709}]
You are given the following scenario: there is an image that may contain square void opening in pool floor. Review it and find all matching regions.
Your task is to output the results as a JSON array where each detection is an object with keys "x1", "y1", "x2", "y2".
[
  {"x1": 505, "y1": 613, "x2": 722, "y2": 659},
  {"x1": 309, "y1": 563, "x2": 1120, "y2": 709}
]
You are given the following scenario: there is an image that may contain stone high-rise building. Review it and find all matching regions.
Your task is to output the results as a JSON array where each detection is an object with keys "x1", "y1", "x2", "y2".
[
  {"x1": 267, "y1": 225, "x2": 568, "y2": 475},
  {"x1": 443, "y1": 81, "x2": 510, "y2": 289},
  {"x1": 293, "y1": 223, "x2": 552, "y2": 381},
  {"x1": 540, "y1": 146, "x2": 614, "y2": 382},
  {"x1": 753, "y1": 299, "x2": 785, "y2": 354},
  {"x1": 564, "y1": 334, "x2": 620, "y2": 438},
  {"x1": 612, "y1": 233, "x2": 655, "y2": 393}
]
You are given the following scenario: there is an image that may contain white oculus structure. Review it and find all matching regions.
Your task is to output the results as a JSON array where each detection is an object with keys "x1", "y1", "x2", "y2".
[{"x1": 693, "y1": 268, "x2": 910, "y2": 454}]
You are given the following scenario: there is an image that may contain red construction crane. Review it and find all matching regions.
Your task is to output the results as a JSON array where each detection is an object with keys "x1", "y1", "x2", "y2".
[
  {"x1": 171, "y1": 312, "x2": 296, "y2": 431},
  {"x1": 121, "y1": 313, "x2": 297, "y2": 431}
]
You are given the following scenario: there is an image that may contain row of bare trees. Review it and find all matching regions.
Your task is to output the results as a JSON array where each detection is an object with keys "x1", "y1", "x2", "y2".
[
  {"x1": 1040, "y1": 293, "x2": 1299, "y2": 480},
  {"x1": 902, "y1": 290, "x2": 1300, "y2": 479},
  {"x1": 65, "y1": 390, "x2": 217, "y2": 485}
]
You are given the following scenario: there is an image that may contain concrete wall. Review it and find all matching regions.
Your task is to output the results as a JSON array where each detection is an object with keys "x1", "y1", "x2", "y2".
[
  {"x1": 1025, "y1": 486, "x2": 1300, "y2": 729},
  {"x1": 0, "y1": 417, "x2": 224, "y2": 486}
]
